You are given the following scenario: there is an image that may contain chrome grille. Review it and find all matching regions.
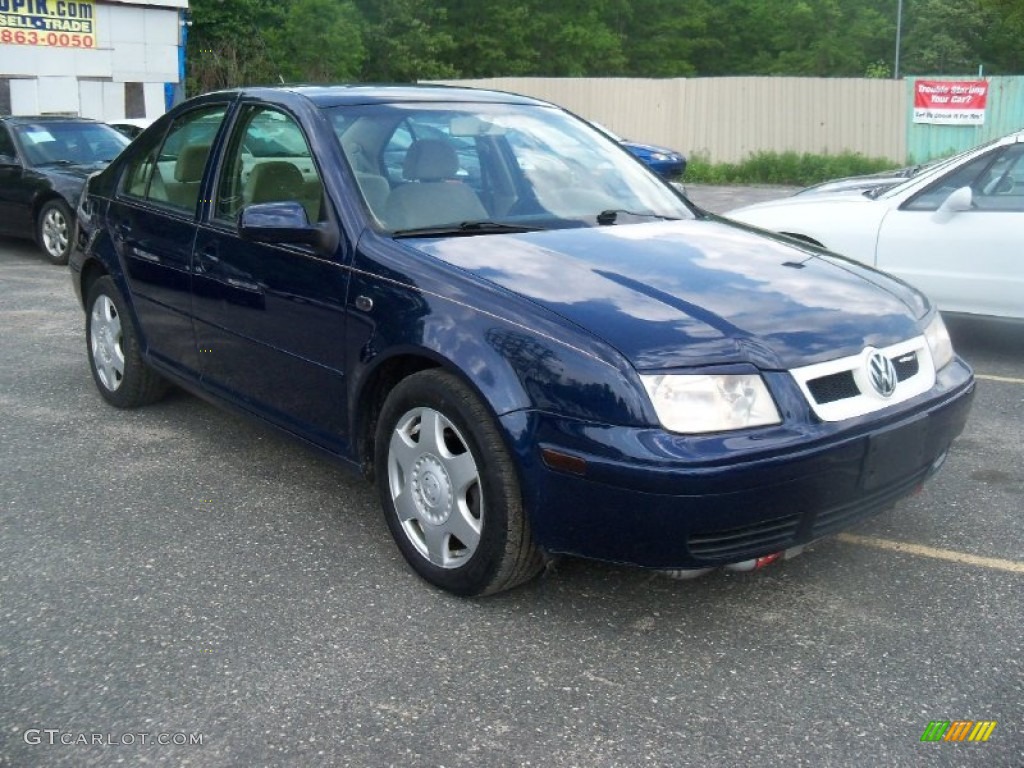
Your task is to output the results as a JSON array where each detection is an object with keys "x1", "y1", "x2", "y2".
[{"x1": 790, "y1": 337, "x2": 935, "y2": 421}]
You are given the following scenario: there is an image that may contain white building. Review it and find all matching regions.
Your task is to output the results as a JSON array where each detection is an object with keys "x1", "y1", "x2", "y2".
[{"x1": 0, "y1": 0, "x2": 188, "y2": 121}]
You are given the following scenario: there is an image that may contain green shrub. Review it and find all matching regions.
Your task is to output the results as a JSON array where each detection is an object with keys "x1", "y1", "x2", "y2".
[{"x1": 683, "y1": 151, "x2": 900, "y2": 186}]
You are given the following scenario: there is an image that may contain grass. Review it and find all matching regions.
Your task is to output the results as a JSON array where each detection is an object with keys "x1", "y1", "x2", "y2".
[{"x1": 682, "y1": 150, "x2": 901, "y2": 187}]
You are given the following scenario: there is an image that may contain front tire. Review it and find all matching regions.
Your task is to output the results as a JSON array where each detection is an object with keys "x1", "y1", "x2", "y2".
[
  {"x1": 85, "y1": 276, "x2": 168, "y2": 408},
  {"x1": 37, "y1": 198, "x2": 74, "y2": 265},
  {"x1": 375, "y1": 370, "x2": 543, "y2": 596}
]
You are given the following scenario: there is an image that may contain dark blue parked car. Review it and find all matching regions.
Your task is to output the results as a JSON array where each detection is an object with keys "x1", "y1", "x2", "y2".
[
  {"x1": 622, "y1": 139, "x2": 686, "y2": 178},
  {"x1": 590, "y1": 121, "x2": 687, "y2": 178},
  {"x1": 70, "y1": 85, "x2": 974, "y2": 596}
]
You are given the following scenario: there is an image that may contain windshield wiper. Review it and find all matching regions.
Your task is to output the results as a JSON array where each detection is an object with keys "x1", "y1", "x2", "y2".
[
  {"x1": 596, "y1": 209, "x2": 679, "y2": 225},
  {"x1": 392, "y1": 221, "x2": 542, "y2": 238},
  {"x1": 35, "y1": 159, "x2": 75, "y2": 167}
]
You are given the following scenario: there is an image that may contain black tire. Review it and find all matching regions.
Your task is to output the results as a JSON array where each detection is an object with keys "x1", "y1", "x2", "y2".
[
  {"x1": 85, "y1": 276, "x2": 168, "y2": 408},
  {"x1": 375, "y1": 369, "x2": 544, "y2": 596},
  {"x1": 36, "y1": 198, "x2": 74, "y2": 265}
]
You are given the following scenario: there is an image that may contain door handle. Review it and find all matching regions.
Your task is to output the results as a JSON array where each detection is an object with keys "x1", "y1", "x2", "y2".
[
  {"x1": 130, "y1": 247, "x2": 160, "y2": 264},
  {"x1": 195, "y1": 247, "x2": 219, "y2": 273},
  {"x1": 195, "y1": 247, "x2": 262, "y2": 294},
  {"x1": 225, "y1": 277, "x2": 262, "y2": 293}
]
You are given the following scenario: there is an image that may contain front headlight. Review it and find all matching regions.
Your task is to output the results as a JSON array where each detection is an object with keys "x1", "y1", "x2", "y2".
[
  {"x1": 924, "y1": 314, "x2": 954, "y2": 370},
  {"x1": 640, "y1": 374, "x2": 782, "y2": 434},
  {"x1": 650, "y1": 152, "x2": 669, "y2": 162}
]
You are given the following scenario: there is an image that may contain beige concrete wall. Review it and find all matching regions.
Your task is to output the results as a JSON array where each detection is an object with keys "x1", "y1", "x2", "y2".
[{"x1": 432, "y1": 77, "x2": 907, "y2": 164}]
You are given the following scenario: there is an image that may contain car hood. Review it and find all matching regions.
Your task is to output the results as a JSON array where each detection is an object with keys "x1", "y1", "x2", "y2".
[
  {"x1": 39, "y1": 161, "x2": 109, "y2": 181},
  {"x1": 33, "y1": 161, "x2": 110, "y2": 204},
  {"x1": 408, "y1": 219, "x2": 926, "y2": 370},
  {"x1": 730, "y1": 191, "x2": 883, "y2": 214},
  {"x1": 796, "y1": 166, "x2": 920, "y2": 196},
  {"x1": 794, "y1": 178, "x2": 902, "y2": 196}
]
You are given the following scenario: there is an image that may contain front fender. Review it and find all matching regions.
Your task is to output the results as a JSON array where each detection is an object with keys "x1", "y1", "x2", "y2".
[
  {"x1": 46, "y1": 175, "x2": 84, "y2": 211},
  {"x1": 72, "y1": 208, "x2": 134, "y2": 320},
  {"x1": 347, "y1": 236, "x2": 654, "y2": 438}
]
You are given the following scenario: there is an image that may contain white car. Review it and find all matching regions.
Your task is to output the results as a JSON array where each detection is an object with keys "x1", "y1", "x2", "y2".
[
  {"x1": 792, "y1": 166, "x2": 920, "y2": 197},
  {"x1": 727, "y1": 131, "x2": 1024, "y2": 320}
]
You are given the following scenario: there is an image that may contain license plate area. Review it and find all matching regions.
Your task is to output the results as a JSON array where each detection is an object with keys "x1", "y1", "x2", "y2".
[{"x1": 861, "y1": 416, "x2": 929, "y2": 491}]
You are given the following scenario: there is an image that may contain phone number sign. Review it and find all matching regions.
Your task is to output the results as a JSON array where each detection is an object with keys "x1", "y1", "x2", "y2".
[{"x1": 0, "y1": 0, "x2": 96, "y2": 49}]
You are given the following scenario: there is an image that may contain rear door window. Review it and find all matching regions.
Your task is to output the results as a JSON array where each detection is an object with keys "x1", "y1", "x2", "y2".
[{"x1": 120, "y1": 106, "x2": 227, "y2": 215}]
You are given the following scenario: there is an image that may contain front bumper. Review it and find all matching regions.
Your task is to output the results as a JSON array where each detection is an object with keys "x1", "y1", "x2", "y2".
[{"x1": 503, "y1": 359, "x2": 975, "y2": 569}]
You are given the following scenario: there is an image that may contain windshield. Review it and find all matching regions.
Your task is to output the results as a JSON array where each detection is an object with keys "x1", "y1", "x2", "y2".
[
  {"x1": 589, "y1": 120, "x2": 624, "y2": 142},
  {"x1": 875, "y1": 137, "x2": 1005, "y2": 200},
  {"x1": 326, "y1": 101, "x2": 694, "y2": 234},
  {"x1": 14, "y1": 121, "x2": 129, "y2": 166}
]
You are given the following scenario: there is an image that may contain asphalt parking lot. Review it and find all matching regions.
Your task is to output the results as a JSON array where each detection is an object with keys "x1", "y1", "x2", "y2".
[{"x1": 1, "y1": 186, "x2": 1022, "y2": 767}]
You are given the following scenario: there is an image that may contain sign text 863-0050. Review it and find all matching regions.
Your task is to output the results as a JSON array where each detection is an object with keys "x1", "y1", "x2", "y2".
[{"x1": 0, "y1": 0, "x2": 96, "y2": 48}]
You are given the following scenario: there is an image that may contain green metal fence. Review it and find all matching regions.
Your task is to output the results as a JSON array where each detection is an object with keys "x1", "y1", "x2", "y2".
[{"x1": 906, "y1": 75, "x2": 1024, "y2": 163}]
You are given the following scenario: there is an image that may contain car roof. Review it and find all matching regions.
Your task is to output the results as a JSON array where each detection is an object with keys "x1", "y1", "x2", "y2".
[
  {"x1": 110, "y1": 118, "x2": 153, "y2": 126},
  {"x1": 194, "y1": 84, "x2": 554, "y2": 110},
  {"x1": 1, "y1": 115, "x2": 105, "y2": 125}
]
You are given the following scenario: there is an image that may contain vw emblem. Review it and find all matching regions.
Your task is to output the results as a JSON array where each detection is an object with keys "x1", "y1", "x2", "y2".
[{"x1": 867, "y1": 351, "x2": 898, "y2": 398}]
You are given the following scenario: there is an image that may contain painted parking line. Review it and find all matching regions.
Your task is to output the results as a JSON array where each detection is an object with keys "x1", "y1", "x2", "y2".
[
  {"x1": 836, "y1": 533, "x2": 1024, "y2": 574},
  {"x1": 975, "y1": 373, "x2": 1024, "y2": 385}
]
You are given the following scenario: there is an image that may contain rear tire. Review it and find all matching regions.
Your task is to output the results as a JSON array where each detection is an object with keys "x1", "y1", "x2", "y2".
[
  {"x1": 375, "y1": 369, "x2": 543, "y2": 596},
  {"x1": 85, "y1": 276, "x2": 168, "y2": 408}
]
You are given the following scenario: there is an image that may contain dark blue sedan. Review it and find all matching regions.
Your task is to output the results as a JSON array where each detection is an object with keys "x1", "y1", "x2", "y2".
[
  {"x1": 70, "y1": 85, "x2": 974, "y2": 596},
  {"x1": 622, "y1": 139, "x2": 686, "y2": 178},
  {"x1": 590, "y1": 121, "x2": 687, "y2": 178}
]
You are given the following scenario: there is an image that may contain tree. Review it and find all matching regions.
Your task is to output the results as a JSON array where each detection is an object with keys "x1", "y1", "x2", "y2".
[
  {"x1": 899, "y1": 0, "x2": 996, "y2": 75},
  {"x1": 977, "y1": 0, "x2": 1024, "y2": 73},
  {"x1": 696, "y1": 0, "x2": 896, "y2": 77},
  {"x1": 444, "y1": 0, "x2": 540, "y2": 77},
  {"x1": 528, "y1": 0, "x2": 627, "y2": 76},
  {"x1": 266, "y1": 0, "x2": 365, "y2": 83},
  {"x1": 183, "y1": 0, "x2": 1023, "y2": 92},
  {"x1": 615, "y1": 0, "x2": 720, "y2": 77},
  {"x1": 355, "y1": 0, "x2": 457, "y2": 82},
  {"x1": 187, "y1": 0, "x2": 287, "y2": 92}
]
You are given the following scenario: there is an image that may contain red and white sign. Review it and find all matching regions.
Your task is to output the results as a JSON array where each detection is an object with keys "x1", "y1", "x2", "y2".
[{"x1": 913, "y1": 80, "x2": 988, "y2": 125}]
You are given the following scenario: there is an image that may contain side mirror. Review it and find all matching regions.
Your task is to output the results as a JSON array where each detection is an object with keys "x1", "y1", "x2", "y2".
[
  {"x1": 0, "y1": 153, "x2": 21, "y2": 168},
  {"x1": 239, "y1": 201, "x2": 331, "y2": 249},
  {"x1": 933, "y1": 187, "x2": 970, "y2": 221}
]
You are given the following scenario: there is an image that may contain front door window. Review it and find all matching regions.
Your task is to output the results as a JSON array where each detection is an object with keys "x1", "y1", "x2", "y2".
[{"x1": 215, "y1": 105, "x2": 324, "y2": 225}]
